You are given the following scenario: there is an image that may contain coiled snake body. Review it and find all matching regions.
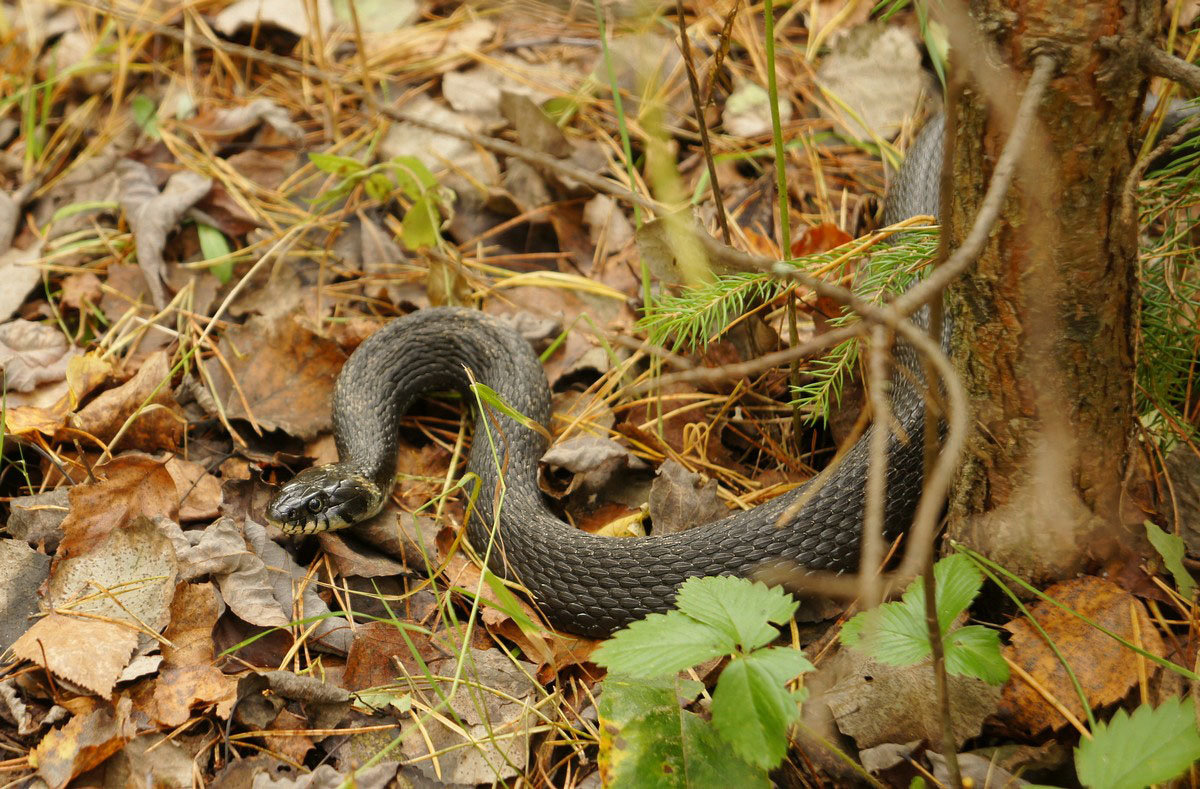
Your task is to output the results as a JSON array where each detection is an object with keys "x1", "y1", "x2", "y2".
[{"x1": 266, "y1": 117, "x2": 946, "y2": 638}]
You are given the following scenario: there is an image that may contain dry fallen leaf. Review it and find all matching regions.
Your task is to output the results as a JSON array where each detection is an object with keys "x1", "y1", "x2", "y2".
[
  {"x1": 648, "y1": 459, "x2": 728, "y2": 535},
  {"x1": 32, "y1": 696, "x2": 136, "y2": 789},
  {"x1": 0, "y1": 540, "x2": 52, "y2": 652},
  {"x1": 0, "y1": 242, "x2": 44, "y2": 323},
  {"x1": 0, "y1": 319, "x2": 76, "y2": 393},
  {"x1": 146, "y1": 581, "x2": 237, "y2": 727},
  {"x1": 72, "y1": 351, "x2": 184, "y2": 452},
  {"x1": 996, "y1": 575, "x2": 1166, "y2": 734},
  {"x1": 204, "y1": 314, "x2": 346, "y2": 439},
  {"x1": 116, "y1": 160, "x2": 212, "y2": 308},
  {"x1": 58, "y1": 454, "x2": 181, "y2": 556},
  {"x1": 13, "y1": 517, "x2": 178, "y2": 697}
]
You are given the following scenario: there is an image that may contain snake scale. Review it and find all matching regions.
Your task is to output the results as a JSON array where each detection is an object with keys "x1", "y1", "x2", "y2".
[{"x1": 266, "y1": 115, "x2": 946, "y2": 638}]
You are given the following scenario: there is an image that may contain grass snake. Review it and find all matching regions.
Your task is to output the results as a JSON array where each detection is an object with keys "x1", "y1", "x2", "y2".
[{"x1": 266, "y1": 116, "x2": 946, "y2": 638}]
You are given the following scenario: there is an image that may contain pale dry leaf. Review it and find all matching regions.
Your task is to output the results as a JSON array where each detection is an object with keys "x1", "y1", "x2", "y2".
[
  {"x1": 583, "y1": 194, "x2": 634, "y2": 251},
  {"x1": 331, "y1": 0, "x2": 416, "y2": 31},
  {"x1": 723, "y1": 80, "x2": 794, "y2": 138},
  {"x1": 0, "y1": 539, "x2": 52, "y2": 652},
  {"x1": 48, "y1": 515, "x2": 179, "y2": 632},
  {"x1": 116, "y1": 160, "x2": 213, "y2": 308},
  {"x1": 187, "y1": 98, "x2": 304, "y2": 141},
  {"x1": 0, "y1": 319, "x2": 75, "y2": 392},
  {"x1": 6, "y1": 487, "x2": 70, "y2": 550},
  {"x1": 823, "y1": 651, "x2": 1002, "y2": 749},
  {"x1": 0, "y1": 243, "x2": 42, "y2": 324},
  {"x1": 213, "y1": 0, "x2": 334, "y2": 38},
  {"x1": 401, "y1": 648, "x2": 538, "y2": 784},
  {"x1": 176, "y1": 517, "x2": 290, "y2": 628},
  {"x1": 72, "y1": 350, "x2": 184, "y2": 452},
  {"x1": 380, "y1": 95, "x2": 493, "y2": 184},
  {"x1": 815, "y1": 24, "x2": 930, "y2": 140},
  {"x1": 243, "y1": 520, "x2": 353, "y2": 654},
  {"x1": 253, "y1": 761, "x2": 399, "y2": 789},
  {"x1": 11, "y1": 614, "x2": 139, "y2": 698}
]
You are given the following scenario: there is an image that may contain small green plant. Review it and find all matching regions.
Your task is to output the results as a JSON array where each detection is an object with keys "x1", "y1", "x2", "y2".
[
  {"x1": 840, "y1": 554, "x2": 1008, "y2": 684},
  {"x1": 592, "y1": 576, "x2": 814, "y2": 786},
  {"x1": 308, "y1": 153, "x2": 449, "y2": 250},
  {"x1": 1075, "y1": 696, "x2": 1200, "y2": 789}
]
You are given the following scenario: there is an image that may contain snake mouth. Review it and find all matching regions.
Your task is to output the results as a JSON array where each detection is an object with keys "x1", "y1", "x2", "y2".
[{"x1": 266, "y1": 467, "x2": 382, "y2": 534}]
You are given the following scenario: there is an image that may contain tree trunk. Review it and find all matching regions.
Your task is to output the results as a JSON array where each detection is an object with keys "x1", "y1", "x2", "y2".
[{"x1": 943, "y1": 1, "x2": 1159, "y2": 582}]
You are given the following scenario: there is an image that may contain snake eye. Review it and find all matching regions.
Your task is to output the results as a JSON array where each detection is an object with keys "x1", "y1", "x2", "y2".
[{"x1": 307, "y1": 496, "x2": 325, "y2": 514}]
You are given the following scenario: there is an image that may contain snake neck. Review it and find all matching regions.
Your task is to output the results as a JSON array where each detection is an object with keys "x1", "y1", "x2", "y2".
[{"x1": 330, "y1": 309, "x2": 553, "y2": 513}]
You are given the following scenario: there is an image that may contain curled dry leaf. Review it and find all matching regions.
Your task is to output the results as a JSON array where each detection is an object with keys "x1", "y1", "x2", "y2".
[
  {"x1": 203, "y1": 314, "x2": 347, "y2": 440},
  {"x1": 116, "y1": 160, "x2": 212, "y2": 308},
  {"x1": 996, "y1": 575, "x2": 1166, "y2": 734},
  {"x1": 0, "y1": 319, "x2": 76, "y2": 392},
  {"x1": 0, "y1": 241, "x2": 42, "y2": 323},
  {"x1": 72, "y1": 351, "x2": 184, "y2": 452},
  {"x1": 33, "y1": 696, "x2": 136, "y2": 789},
  {"x1": 185, "y1": 98, "x2": 304, "y2": 141},
  {"x1": 213, "y1": 0, "x2": 334, "y2": 38},
  {"x1": 648, "y1": 459, "x2": 729, "y2": 535},
  {"x1": 146, "y1": 581, "x2": 235, "y2": 729}
]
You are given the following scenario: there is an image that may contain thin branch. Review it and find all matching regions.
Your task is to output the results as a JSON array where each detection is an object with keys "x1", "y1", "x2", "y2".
[
  {"x1": 861, "y1": 324, "x2": 891, "y2": 610},
  {"x1": 675, "y1": 0, "x2": 731, "y2": 244},
  {"x1": 1102, "y1": 36, "x2": 1200, "y2": 95},
  {"x1": 1121, "y1": 112, "x2": 1200, "y2": 227}
]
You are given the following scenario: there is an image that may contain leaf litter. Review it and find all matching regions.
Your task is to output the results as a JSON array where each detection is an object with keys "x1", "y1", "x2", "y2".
[{"x1": 0, "y1": 0, "x2": 1193, "y2": 786}]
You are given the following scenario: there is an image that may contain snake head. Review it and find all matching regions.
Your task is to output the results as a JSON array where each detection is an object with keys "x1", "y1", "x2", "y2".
[{"x1": 266, "y1": 467, "x2": 383, "y2": 535}]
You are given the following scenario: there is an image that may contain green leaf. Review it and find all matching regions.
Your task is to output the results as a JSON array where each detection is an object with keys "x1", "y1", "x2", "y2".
[
  {"x1": 400, "y1": 193, "x2": 440, "y2": 250},
  {"x1": 1145, "y1": 520, "x2": 1196, "y2": 599},
  {"x1": 672, "y1": 576, "x2": 798, "y2": 651},
  {"x1": 592, "y1": 611, "x2": 734, "y2": 679},
  {"x1": 944, "y1": 626, "x2": 1008, "y2": 684},
  {"x1": 927, "y1": 554, "x2": 984, "y2": 632},
  {"x1": 364, "y1": 172, "x2": 394, "y2": 202},
  {"x1": 1076, "y1": 697, "x2": 1200, "y2": 789},
  {"x1": 390, "y1": 155, "x2": 438, "y2": 199},
  {"x1": 469, "y1": 382, "x2": 549, "y2": 439},
  {"x1": 130, "y1": 94, "x2": 160, "y2": 139},
  {"x1": 308, "y1": 152, "x2": 365, "y2": 176},
  {"x1": 710, "y1": 649, "x2": 808, "y2": 769},
  {"x1": 196, "y1": 223, "x2": 233, "y2": 283},
  {"x1": 599, "y1": 676, "x2": 768, "y2": 789},
  {"x1": 841, "y1": 555, "x2": 996, "y2": 677}
]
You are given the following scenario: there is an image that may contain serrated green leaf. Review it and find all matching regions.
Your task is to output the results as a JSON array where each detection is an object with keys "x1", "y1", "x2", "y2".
[
  {"x1": 944, "y1": 626, "x2": 1008, "y2": 684},
  {"x1": 1076, "y1": 697, "x2": 1200, "y2": 789},
  {"x1": 599, "y1": 676, "x2": 769, "y2": 789},
  {"x1": 1145, "y1": 520, "x2": 1196, "y2": 599},
  {"x1": 196, "y1": 223, "x2": 233, "y2": 283},
  {"x1": 308, "y1": 152, "x2": 365, "y2": 176},
  {"x1": 673, "y1": 576, "x2": 798, "y2": 651},
  {"x1": 841, "y1": 555, "x2": 989, "y2": 668},
  {"x1": 710, "y1": 649, "x2": 806, "y2": 769},
  {"x1": 592, "y1": 611, "x2": 734, "y2": 678},
  {"x1": 401, "y1": 193, "x2": 440, "y2": 250}
]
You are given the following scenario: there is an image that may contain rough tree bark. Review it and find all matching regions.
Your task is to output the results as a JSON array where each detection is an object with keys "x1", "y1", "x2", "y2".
[{"x1": 942, "y1": 1, "x2": 1159, "y2": 581}]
